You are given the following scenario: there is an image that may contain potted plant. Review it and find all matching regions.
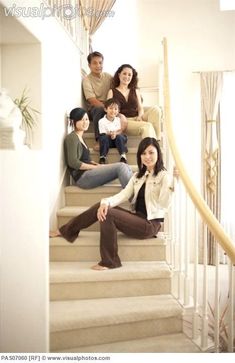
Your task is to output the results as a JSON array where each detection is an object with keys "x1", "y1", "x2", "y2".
[{"x1": 14, "y1": 87, "x2": 40, "y2": 147}]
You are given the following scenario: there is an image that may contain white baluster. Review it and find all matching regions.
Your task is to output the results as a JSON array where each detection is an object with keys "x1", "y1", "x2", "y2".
[
  {"x1": 167, "y1": 203, "x2": 174, "y2": 267},
  {"x1": 170, "y1": 181, "x2": 180, "y2": 299},
  {"x1": 167, "y1": 177, "x2": 178, "y2": 268},
  {"x1": 192, "y1": 209, "x2": 199, "y2": 340},
  {"x1": 174, "y1": 182, "x2": 180, "y2": 271},
  {"x1": 214, "y1": 242, "x2": 220, "y2": 352},
  {"x1": 228, "y1": 260, "x2": 234, "y2": 352},
  {"x1": 184, "y1": 194, "x2": 190, "y2": 306},
  {"x1": 172, "y1": 184, "x2": 179, "y2": 270},
  {"x1": 177, "y1": 182, "x2": 184, "y2": 302},
  {"x1": 201, "y1": 224, "x2": 209, "y2": 349}
]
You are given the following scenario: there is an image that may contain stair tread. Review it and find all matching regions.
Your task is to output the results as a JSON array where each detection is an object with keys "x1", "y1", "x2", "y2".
[
  {"x1": 50, "y1": 261, "x2": 172, "y2": 283},
  {"x1": 65, "y1": 185, "x2": 122, "y2": 193},
  {"x1": 50, "y1": 294, "x2": 182, "y2": 332},
  {"x1": 89, "y1": 147, "x2": 136, "y2": 155},
  {"x1": 85, "y1": 133, "x2": 141, "y2": 139},
  {"x1": 57, "y1": 206, "x2": 95, "y2": 216},
  {"x1": 57, "y1": 333, "x2": 201, "y2": 353},
  {"x1": 50, "y1": 231, "x2": 166, "y2": 246}
]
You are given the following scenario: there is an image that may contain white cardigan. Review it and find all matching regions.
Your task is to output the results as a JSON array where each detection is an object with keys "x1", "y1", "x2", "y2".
[{"x1": 101, "y1": 170, "x2": 173, "y2": 220}]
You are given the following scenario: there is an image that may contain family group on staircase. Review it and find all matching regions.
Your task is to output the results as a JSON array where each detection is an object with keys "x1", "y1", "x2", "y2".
[{"x1": 50, "y1": 51, "x2": 175, "y2": 270}]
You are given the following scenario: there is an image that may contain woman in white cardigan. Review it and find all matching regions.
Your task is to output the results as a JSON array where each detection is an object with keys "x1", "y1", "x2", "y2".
[{"x1": 51, "y1": 137, "x2": 174, "y2": 270}]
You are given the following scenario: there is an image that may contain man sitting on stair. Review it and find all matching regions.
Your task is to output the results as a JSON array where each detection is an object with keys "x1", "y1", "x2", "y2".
[{"x1": 82, "y1": 51, "x2": 115, "y2": 147}]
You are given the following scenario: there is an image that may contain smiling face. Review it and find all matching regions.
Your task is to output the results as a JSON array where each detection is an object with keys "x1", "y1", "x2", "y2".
[
  {"x1": 89, "y1": 56, "x2": 103, "y2": 76},
  {"x1": 140, "y1": 144, "x2": 158, "y2": 171},
  {"x1": 105, "y1": 103, "x2": 119, "y2": 120},
  {"x1": 118, "y1": 67, "x2": 133, "y2": 87},
  {"x1": 75, "y1": 113, "x2": 90, "y2": 131}
]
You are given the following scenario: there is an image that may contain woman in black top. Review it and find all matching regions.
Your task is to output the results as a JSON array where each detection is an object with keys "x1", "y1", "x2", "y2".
[{"x1": 107, "y1": 64, "x2": 161, "y2": 140}]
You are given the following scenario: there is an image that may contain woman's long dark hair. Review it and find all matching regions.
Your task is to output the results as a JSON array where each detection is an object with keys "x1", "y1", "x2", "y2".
[
  {"x1": 112, "y1": 64, "x2": 138, "y2": 89},
  {"x1": 136, "y1": 137, "x2": 166, "y2": 178}
]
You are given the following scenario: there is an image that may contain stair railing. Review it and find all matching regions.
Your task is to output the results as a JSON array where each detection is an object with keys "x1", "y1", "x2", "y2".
[
  {"x1": 162, "y1": 37, "x2": 234, "y2": 352},
  {"x1": 166, "y1": 161, "x2": 234, "y2": 352},
  {"x1": 44, "y1": 0, "x2": 89, "y2": 61}
]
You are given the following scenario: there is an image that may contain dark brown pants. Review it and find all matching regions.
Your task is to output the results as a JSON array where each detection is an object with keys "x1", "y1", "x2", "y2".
[{"x1": 59, "y1": 203, "x2": 161, "y2": 269}]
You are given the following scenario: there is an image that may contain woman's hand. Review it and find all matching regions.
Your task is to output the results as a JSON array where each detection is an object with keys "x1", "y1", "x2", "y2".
[
  {"x1": 173, "y1": 166, "x2": 180, "y2": 179},
  {"x1": 119, "y1": 113, "x2": 128, "y2": 132},
  {"x1": 97, "y1": 204, "x2": 109, "y2": 222},
  {"x1": 135, "y1": 115, "x2": 143, "y2": 121}
]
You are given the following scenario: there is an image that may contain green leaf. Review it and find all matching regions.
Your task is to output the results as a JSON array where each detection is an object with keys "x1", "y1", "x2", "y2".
[{"x1": 13, "y1": 87, "x2": 40, "y2": 130}]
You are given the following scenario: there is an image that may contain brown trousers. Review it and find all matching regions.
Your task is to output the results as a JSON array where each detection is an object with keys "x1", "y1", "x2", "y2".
[{"x1": 59, "y1": 203, "x2": 161, "y2": 269}]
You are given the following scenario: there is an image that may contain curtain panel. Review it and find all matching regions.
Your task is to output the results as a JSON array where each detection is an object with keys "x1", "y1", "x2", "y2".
[
  {"x1": 200, "y1": 72, "x2": 223, "y2": 264},
  {"x1": 80, "y1": 0, "x2": 116, "y2": 51}
]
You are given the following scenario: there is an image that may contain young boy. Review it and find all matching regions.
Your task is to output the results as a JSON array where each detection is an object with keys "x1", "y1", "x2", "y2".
[{"x1": 98, "y1": 98, "x2": 128, "y2": 164}]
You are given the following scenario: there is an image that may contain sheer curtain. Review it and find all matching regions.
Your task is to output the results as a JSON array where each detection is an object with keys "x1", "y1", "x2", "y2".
[
  {"x1": 80, "y1": 0, "x2": 116, "y2": 51},
  {"x1": 220, "y1": 72, "x2": 235, "y2": 242},
  {"x1": 200, "y1": 72, "x2": 223, "y2": 194},
  {"x1": 200, "y1": 72, "x2": 223, "y2": 264}
]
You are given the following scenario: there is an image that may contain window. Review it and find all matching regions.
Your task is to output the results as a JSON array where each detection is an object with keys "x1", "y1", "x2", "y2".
[{"x1": 220, "y1": 0, "x2": 235, "y2": 10}]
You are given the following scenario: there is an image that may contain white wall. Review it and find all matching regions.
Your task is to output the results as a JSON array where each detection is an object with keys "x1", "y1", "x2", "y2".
[
  {"x1": 0, "y1": 0, "x2": 84, "y2": 352},
  {"x1": 40, "y1": 27, "x2": 83, "y2": 227},
  {"x1": 0, "y1": 57, "x2": 1, "y2": 90},
  {"x1": 0, "y1": 150, "x2": 49, "y2": 352},
  {"x1": 0, "y1": 5, "x2": 2, "y2": 86},
  {"x1": 92, "y1": 0, "x2": 138, "y2": 74}
]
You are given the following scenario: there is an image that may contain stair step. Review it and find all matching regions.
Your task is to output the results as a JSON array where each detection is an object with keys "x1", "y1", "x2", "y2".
[
  {"x1": 50, "y1": 231, "x2": 166, "y2": 262},
  {"x1": 50, "y1": 261, "x2": 172, "y2": 301},
  {"x1": 65, "y1": 185, "x2": 125, "y2": 206},
  {"x1": 57, "y1": 333, "x2": 200, "y2": 353},
  {"x1": 90, "y1": 147, "x2": 137, "y2": 164},
  {"x1": 50, "y1": 294, "x2": 182, "y2": 351},
  {"x1": 85, "y1": 133, "x2": 142, "y2": 148}
]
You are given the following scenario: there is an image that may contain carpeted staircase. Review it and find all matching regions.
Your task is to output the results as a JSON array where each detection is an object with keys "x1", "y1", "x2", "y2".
[{"x1": 49, "y1": 131, "x2": 200, "y2": 353}]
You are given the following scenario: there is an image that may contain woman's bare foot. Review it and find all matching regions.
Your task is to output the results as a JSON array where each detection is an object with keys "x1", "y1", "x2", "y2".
[
  {"x1": 49, "y1": 230, "x2": 61, "y2": 238},
  {"x1": 91, "y1": 264, "x2": 109, "y2": 271}
]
